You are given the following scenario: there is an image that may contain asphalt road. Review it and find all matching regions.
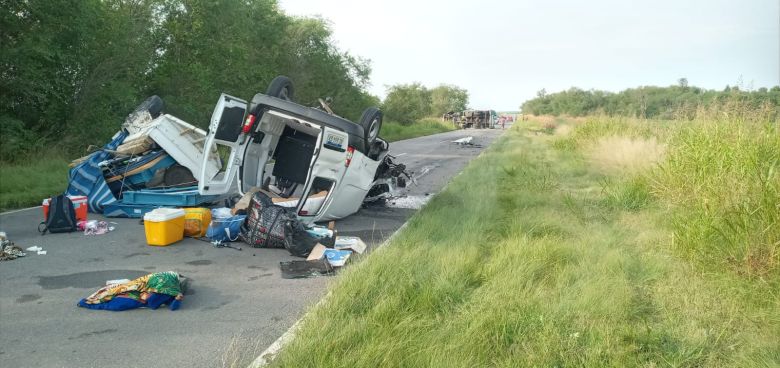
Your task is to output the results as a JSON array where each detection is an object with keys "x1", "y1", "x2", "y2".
[{"x1": 0, "y1": 128, "x2": 505, "y2": 368}]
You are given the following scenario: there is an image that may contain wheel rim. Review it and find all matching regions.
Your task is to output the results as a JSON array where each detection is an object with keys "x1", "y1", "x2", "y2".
[
  {"x1": 279, "y1": 87, "x2": 290, "y2": 101},
  {"x1": 368, "y1": 118, "x2": 380, "y2": 140}
]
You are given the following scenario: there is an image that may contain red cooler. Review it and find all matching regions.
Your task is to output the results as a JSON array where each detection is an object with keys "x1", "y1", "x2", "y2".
[{"x1": 43, "y1": 195, "x2": 88, "y2": 222}]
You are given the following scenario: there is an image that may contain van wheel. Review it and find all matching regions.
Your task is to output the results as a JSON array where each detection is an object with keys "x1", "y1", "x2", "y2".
[
  {"x1": 266, "y1": 76, "x2": 294, "y2": 101},
  {"x1": 132, "y1": 95, "x2": 164, "y2": 118},
  {"x1": 359, "y1": 107, "x2": 383, "y2": 144}
]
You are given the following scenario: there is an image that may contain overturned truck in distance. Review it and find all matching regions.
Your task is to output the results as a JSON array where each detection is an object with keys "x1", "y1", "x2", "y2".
[{"x1": 444, "y1": 110, "x2": 497, "y2": 129}]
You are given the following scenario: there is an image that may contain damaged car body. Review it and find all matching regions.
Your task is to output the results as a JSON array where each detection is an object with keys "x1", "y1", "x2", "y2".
[{"x1": 199, "y1": 76, "x2": 409, "y2": 224}]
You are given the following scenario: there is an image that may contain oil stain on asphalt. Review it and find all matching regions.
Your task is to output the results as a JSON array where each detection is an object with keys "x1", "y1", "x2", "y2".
[{"x1": 38, "y1": 270, "x2": 148, "y2": 289}]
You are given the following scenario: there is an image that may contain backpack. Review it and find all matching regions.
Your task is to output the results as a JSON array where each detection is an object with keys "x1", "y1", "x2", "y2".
[{"x1": 39, "y1": 195, "x2": 78, "y2": 234}]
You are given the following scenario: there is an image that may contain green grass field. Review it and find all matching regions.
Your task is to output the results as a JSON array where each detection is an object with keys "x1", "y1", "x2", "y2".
[
  {"x1": 270, "y1": 117, "x2": 779, "y2": 367},
  {"x1": 0, "y1": 119, "x2": 455, "y2": 212},
  {"x1": 0, "y1": 155, "x2": 70, "y2": 212}
]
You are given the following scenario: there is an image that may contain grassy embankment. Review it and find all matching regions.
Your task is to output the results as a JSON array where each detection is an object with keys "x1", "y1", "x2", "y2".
[
  {"x1": 0, "y1": 155, "x2": 70, "y2": 212},
  {"x1": 271, "y1": 116, "x2": 779, "y2": 367},
  {"x1": 0, "y1": 118, "x2": 455, "y2": 212}
]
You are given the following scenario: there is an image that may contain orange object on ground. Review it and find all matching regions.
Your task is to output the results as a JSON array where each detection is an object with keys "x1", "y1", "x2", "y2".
[{"x1": 42, "y1": 195, "x2": 88, "y2": 222}]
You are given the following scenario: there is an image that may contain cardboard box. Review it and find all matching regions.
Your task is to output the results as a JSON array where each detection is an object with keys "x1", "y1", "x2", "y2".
[
  {"x1": 306, "y1": 243, "x2": 328, "y2": 261},
  {"x1": 334, "y1": 236, "x2": 367, "y2": 254}
]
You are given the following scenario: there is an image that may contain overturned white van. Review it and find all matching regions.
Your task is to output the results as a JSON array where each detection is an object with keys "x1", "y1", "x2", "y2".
[{"x1": 198, "y1": 76, "x2": 407, "y2": 224}]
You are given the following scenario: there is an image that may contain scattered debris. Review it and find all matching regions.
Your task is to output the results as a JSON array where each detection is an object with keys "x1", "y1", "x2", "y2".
[
  {"x1": 452, "y1": 136, "x2": 474, "y2": 145},
  {"x1": 24, "y1": 246, "x2": 46, "y2": 255},
  {"x1": 1, "y1": 245, "x2": 26, "y2": 260},
  {"x1": 334, "y1": 236, "x2": 367, "y2": 254},
  {"x1": 451, "y1": 136, "x2": 483, "y2": 147},
  {"x1": 211, "y1": 240, "x2": 242, "y2": 251},
  {"x1": 324, "y1": 249, "x2": 351, "y2": 267},
  {"x1": 279, "y1": 260, "x2": 334, "y2": 279},
  {"x1": 385, "y1": 195, "x2": 432, "y2": 210},
  {"x1": 1, "y1": 233, "x2": 26, "y2": 261},
  {"x1": 306, "y1": 244, "x2": 328, "y2": 261},
  {"x1": 82, "y1": 220, "x2": 115, "y2": 235}
]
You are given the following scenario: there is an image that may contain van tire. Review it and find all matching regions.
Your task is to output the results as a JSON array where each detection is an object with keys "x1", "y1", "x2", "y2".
[
  {"x1": 359, "y1": 107, "x2": 382, "y2": 145},
  {"x1": 134, "y1": 95, "x2": 164, "y2": 118},
  {"x1": 266, "y1": 76, "x2": 294, "y2": 101}
]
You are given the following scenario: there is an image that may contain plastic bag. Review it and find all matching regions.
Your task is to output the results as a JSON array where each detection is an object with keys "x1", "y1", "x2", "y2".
[{"x1": 206, "y1": 215, "x2": 246, "y2": 242}]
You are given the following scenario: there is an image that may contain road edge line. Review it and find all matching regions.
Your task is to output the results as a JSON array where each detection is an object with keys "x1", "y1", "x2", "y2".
[{"x1": 0, "y1": 205, "x2": 41, "y2": 216}]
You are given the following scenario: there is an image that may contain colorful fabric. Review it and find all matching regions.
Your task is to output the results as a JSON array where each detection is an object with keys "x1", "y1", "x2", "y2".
[{"x1": 83, "y1": 271, "x2": 182, "y2": 305}]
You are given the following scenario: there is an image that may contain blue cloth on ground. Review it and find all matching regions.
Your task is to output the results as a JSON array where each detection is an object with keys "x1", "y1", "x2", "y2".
[
  {"x1": 77, "y1": 293, "x2": 180, "y2": 311},
  {"x1": 78, "y1": 296, "x2": 144, "y2": 311}
]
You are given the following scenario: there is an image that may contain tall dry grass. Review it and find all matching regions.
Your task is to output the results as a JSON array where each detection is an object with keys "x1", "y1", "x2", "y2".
[
  {"x1": 551, "y1": 113, "x2": 780, "y2": 279},
  {"x1": 585, "y1": 136, "x2": 666, "y2": 175}
]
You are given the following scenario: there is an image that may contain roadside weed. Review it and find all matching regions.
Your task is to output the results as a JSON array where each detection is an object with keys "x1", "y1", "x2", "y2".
[{"x1": 272, "y1": 118, "x2": 780, "y2": 367}]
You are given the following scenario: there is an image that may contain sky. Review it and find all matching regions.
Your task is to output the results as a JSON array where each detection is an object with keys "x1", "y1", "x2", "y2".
[{"x1": 279, "y1": 0, "x2": 780, "y2": 111}]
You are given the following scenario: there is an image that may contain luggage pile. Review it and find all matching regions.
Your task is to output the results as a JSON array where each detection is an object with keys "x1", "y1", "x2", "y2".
[{"x1": 66, "y1": 96, "x2": 221, "y2": 218}]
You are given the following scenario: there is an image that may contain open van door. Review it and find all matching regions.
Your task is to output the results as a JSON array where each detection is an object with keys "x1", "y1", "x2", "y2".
[
  {"x1": 198, "y1": 94, "x2": 247, "y2": 195},
  {"x1": 294, "y1": 126, "x2": 350, "y2": 218}
]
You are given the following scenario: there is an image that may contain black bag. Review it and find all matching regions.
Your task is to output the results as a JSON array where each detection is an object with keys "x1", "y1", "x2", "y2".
[
  {"x1": 39, "y1": 194, "x2": 77, "y2": 234},
  {"x1": 285, "y1": 220, "x2": 321, "y2": 258},
  {"x1": 240, "y1": 192, "x2": 330, "y2": 257},
  {"x1": 240, "y1": 192, "x2": 296, "y2": 248}
]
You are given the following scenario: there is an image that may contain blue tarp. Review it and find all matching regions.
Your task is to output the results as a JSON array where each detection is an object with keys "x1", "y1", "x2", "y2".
[{"x1": 66, "y1": 131, "x2": 128, "y2": 213}]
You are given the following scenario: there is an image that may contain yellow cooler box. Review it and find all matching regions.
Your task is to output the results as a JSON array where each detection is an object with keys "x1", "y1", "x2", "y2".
[
  {"x1": 144, "y1": 208, "x2": 185, "y2": 246},
  {"x1": 183, "y1": 207, "x2": 211, "y2": 238}
]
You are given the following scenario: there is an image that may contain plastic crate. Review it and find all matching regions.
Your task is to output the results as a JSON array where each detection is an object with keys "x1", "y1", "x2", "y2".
[
  {"x1": 120, "y1": 186, "x2": 218, "y2": 206},
  {"x1": 103, "y1": 202, "x2": 163, "y2": 218}
]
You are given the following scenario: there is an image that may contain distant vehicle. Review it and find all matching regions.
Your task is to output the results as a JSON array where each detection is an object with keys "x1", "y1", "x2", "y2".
[
  {"x1": 458, "y1": 110, "x2": 496, "y2": 129},
  {"x1": 199, "y1": 76, "x2": 408, "y2": 224}
]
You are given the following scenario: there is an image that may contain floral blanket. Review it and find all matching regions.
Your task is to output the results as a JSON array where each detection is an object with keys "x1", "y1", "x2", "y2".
[{"x1": 78, "y1": 271, "x2": 184, "y2": 311}]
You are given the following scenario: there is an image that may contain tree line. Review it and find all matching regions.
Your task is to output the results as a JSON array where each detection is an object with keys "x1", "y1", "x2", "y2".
[
  {"x1": 0, "y1": 0, "x2": 378, "y2": 161},
  {"x1": 521, "y1": 79, "x2": 780, "y2": 120},
  {"x1": 382, "y1": 83, "x2": 469, "y2": 124}
]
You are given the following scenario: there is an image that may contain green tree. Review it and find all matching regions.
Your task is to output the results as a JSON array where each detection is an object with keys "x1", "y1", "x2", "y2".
[
  {"x1": 382, "y1": 83, "x2": 431, "y2": 124},
  {"x1": 430, "y1": 84, "x2": 469, "y2": 116}
]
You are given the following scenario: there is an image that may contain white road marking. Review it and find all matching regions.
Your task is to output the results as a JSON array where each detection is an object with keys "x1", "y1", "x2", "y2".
[{"x1": 0, "y1": 206, "x2": 41, "y2": 216}]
